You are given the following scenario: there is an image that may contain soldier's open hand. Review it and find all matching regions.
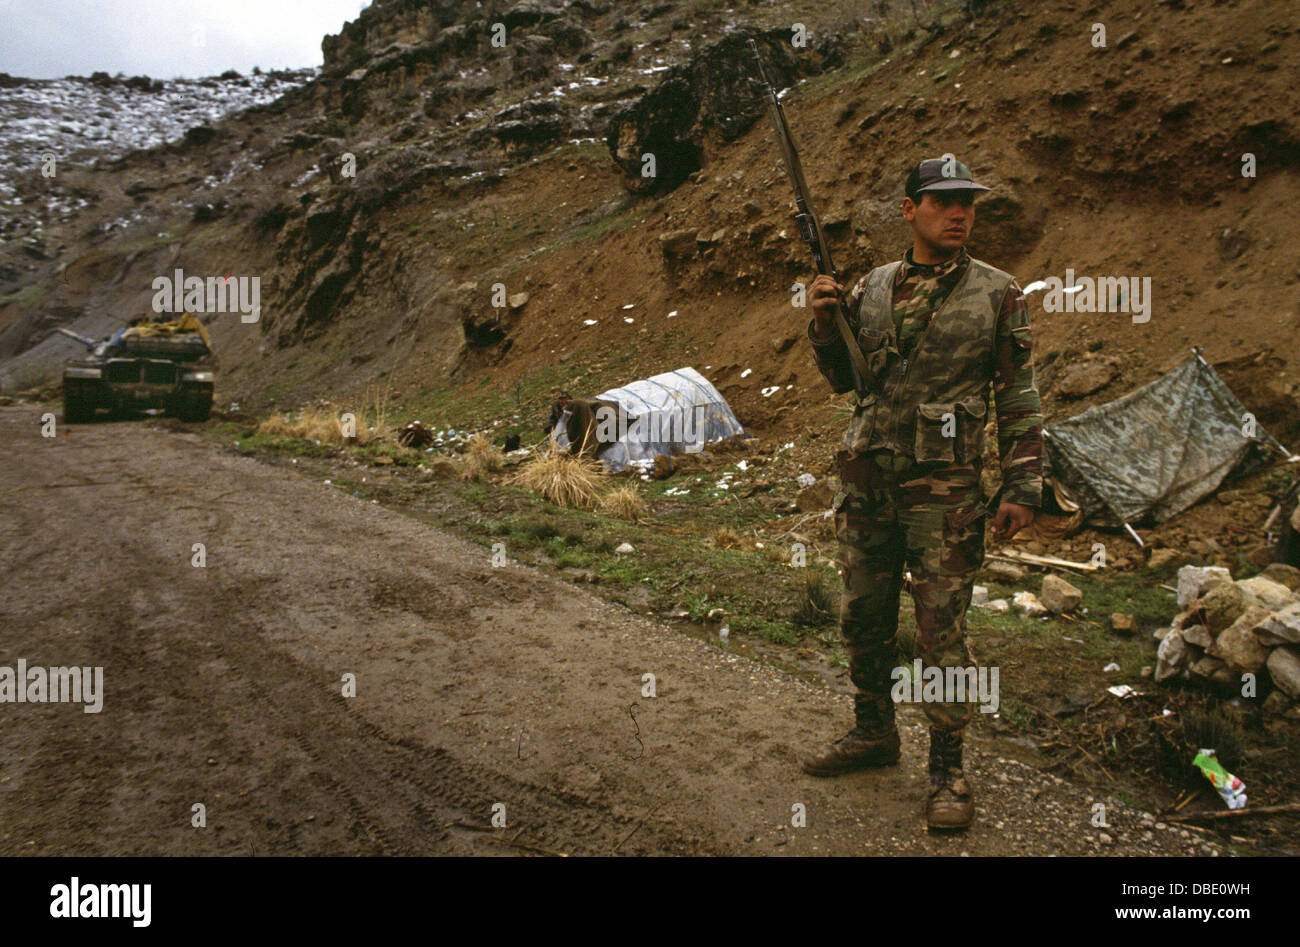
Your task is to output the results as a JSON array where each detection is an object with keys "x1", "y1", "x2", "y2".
[{"x1": 990, "y1": 501, "x2": 1034, "y2": 541}]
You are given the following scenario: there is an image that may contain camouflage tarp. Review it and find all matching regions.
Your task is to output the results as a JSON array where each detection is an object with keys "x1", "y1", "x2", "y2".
[{"x1": 1043, "y1": 350, "x2": 1292, "y2": 524}]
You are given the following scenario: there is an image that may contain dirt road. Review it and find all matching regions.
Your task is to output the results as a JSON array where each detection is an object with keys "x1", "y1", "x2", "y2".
[{"x1": 0, "y1": 406, "x2": 1222, "y2": 856}]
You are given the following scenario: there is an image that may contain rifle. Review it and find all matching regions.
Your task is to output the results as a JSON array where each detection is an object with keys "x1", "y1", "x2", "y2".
[{"x1": 746, "y1": 38, "x2": 872, "y2": 400}]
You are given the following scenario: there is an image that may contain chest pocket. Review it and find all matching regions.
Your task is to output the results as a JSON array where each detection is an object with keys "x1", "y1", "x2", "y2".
[{"x1": 856, "y1": 327, "x2": 895, "y2": 380}]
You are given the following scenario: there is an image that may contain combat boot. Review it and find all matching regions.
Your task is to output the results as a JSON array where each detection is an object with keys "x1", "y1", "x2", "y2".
[
  {"x1": 802, "y1": 697, "x2": 900, "y2": 777},
  {"x1": 926, "y1": 727, "x2": 974, "y2": 830}
]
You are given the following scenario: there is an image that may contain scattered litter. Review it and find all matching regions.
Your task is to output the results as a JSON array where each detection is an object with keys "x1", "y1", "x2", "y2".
[
  {"x1": 1103, "y1": 662, "x2": 1121, "y2": 672},
  {"x1": 735, "y1": 460, "x2": 749, "y2": 471},
  {"x1": 614, "y1": 542, "x2": 636, "y2": 554},
  {"x1": 796, "y1": 473, "x2": 815, "y2": 487},
  {"x1": 1193, "y1": 749, "x2": 1247, "y2": 810},
  {"x1": 667, "y1": 310, "x2": 678, "y2": 318},
  {"x1": 663, "y1": 486, "x2": 690, "y2": 496},
  {"x1": 583, "y1": 319, "x2": 598, "y2": 326},
  {"x1": 1107, "y1": 684, "x2": 1137, "y2": 698},
  {"x1": 780, "y1": 442, "x2": 795, "y2": 452},
  {"x1": 624, "y1": 317, "x2": 635, "y2": 323},
  {"x1": 622, "y1": 304, "x2": 635, "y2": 309},
  {"x1": 740, "y1": 368, "x2": 752, "y2": 378},
  {"x1": 1062, "y1": 636, "x2": 1084, "y2": 643},
  {"x1": 761, "y1": 386, "x2": 780, "y2": 397}
]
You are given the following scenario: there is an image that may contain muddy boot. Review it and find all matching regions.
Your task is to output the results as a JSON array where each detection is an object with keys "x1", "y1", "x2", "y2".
[
  {"x1": 926, "y1": 727, "x2": 974, "y2": 831},
  {"x1": 802, "y1": 697, "x2": 900, "y2": 776}
]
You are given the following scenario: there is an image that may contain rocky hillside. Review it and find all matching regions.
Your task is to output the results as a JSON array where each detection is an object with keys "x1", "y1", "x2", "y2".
[{"x1": 0, "y1": 0, "x2": 1297, "y2": 455}]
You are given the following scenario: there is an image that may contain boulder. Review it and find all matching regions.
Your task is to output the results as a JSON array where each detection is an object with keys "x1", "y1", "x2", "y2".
[
  {"x1": 984, "y1": 560, "x2": 1027, "y2": 583},
  {"x1": 1155, "y1": 628, "x2": 1191, "y2": 683},
  {"x1": 795, "y1": 481, "x2": 834, "y2": 513},
  {"x1": 985, "y1": 598, "x2": 1009, "y2": 614},
  {"x1": 1260, "y1": 562, "x2": 1300, "y2": 591},
  {"x1": 1266, "y1": 646, "x2": 1300, "y2": 701},
  {"x1": 1055, "y1": 357, "x2": 1119, "y2": 398},
  {"x1": 1013, "y1": 591, "x2": 1047, "y2": 617},
  {"x1": 1189, "y1": 655, "x2": 1226, "y2": 680},
  {"x1": 1176, "y1": 565, "x2": 1231, "y2": 608},
  {"x1": 1262, "y1": 690, "x2": 1291, "y2": 716},
  {"x1": 1238, "y1": 575, "x2": 1295, "y2": 610},
  {"x1": 1197, "y1": 581, "x2": 1249, "y2": 634},
  {"x1": 1041, "y1": 574, "x2": 1082, "y2": 614},
  {"x1": 1109, "y1": 613, "x2": 1136, "y2": 636},
  {"x1": 659, "y1": 229, "x2": 698, "y2": 260},
  {"x1": 972, "y1": 585, "x2": 989, "y2": 607},
  {"x1": 1206, "y1": 605, "x2": 1271, "y2": 672},
  {"x1": 1181, "y1": 624, "x2": 1213, "y2": 648},
  {"x1": 1254, "y1": 602, "x2": 1300, "y2": 647},
  {"x1": 1147, "y1": 548, "x2": 1180, "y2": 569}
]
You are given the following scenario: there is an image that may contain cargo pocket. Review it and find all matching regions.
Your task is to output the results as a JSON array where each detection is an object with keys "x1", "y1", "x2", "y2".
[
  {"x1": 955, "y1": 396, "x2": 988, "y2": 464},
  {"x1": 914, "y1": 402, "x2": 957, "y2": 463}
]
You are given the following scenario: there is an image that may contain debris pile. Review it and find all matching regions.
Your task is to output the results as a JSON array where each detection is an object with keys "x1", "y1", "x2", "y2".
[{"x1": 1154, "y1": 563, "x2": 1300, "y2": 718}]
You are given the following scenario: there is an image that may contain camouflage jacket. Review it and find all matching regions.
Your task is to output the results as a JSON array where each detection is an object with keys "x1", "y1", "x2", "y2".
[{"x1": 807, "y1": 247, "x2": 1044, "y2": 509}]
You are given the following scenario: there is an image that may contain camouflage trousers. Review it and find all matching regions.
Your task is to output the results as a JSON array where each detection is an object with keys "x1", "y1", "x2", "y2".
[{"x1": 833, "y1": 449, "x2": 989, "y2": 732}]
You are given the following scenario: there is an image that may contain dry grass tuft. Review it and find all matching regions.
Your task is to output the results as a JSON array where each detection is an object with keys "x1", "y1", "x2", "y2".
[
  {"x1": 255, "y1": 385, "x2": 395, "y2": 446},
  {"x1": 600, "y1": 484, "x2": 646, "y2": 522},
  {"x1": 711, "y1": 525, "x2": 747, "y2": 550},
  {"x1": 460, "y1": 433, "x2": 504, "y2": 481},
  {"x1": 507, "y1": 449, "x2": 603, "y2": 509},
  {"x1": 426, "y1": 458, "x2": 461, "y2": 479}
]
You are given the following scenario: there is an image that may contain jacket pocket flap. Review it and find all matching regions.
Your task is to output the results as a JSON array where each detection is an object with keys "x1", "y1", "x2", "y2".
[
  {"x1": 917, "y1": 402, "x2": 955, "y2": 421},
  {"x1": 958, "y1": 396, "x2": 988, "y2": 418}
]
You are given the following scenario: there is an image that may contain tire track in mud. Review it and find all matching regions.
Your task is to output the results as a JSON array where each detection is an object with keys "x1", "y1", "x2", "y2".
[{"x1": 205, "y1": 598, "x2": 707, "y2": 856}]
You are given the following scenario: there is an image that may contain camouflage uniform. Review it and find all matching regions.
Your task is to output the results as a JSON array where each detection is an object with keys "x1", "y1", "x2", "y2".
[{"x1": 807, "y1": 246, "x2": 1043, "y2": 733}]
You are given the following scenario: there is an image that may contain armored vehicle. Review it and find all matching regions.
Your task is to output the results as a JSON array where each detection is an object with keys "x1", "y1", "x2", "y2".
[{"x1": 59, "y1": 313, "x2": 216, "y2": 423}]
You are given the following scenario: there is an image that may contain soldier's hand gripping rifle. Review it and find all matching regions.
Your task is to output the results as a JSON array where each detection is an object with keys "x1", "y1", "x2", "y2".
[{"x1": 746, "y1": 38, "x2": 872, "y2": 399}]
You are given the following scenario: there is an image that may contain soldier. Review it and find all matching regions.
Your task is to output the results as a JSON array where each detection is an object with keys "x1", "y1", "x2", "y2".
[{"x1": 803, "y1": 157, "x2": 1044, "y2": 831}]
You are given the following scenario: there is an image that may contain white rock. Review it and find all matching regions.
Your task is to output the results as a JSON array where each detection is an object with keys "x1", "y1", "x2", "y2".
[
  {"x1": 1238, "y1": 576, "x2": 1295, "y2": 611},
  {"x1": 1013, "y1": 591, "x2": 1048, "y2": 617},
  {"x1": 1254, "y1": 602, "x2": 1300, "y2": 647},
  {"x1": 971, "y1": 585, "x2": 989, "y2": 607},
  {"x1": 1176, "y1": 565, "x2": 1231, "y2": 608},
  {"x1": 1155, "y1": 628, "x2": 1191, "y2": 683},
  {"x1": 614, "y1": 542, "x2": 636, "y2": 554}
]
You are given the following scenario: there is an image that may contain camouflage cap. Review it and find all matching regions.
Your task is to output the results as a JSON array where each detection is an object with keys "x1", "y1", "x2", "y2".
[{"x1": 905, "y1": 156, "x2": 991, "y2": 200}]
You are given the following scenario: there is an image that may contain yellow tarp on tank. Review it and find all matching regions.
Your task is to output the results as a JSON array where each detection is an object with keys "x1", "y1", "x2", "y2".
[{"x1": 122, "y1": 313, "x2": 211, "y2": 348}]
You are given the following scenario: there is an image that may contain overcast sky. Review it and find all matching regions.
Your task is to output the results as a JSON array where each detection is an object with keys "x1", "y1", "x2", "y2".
[{"x1": 0, "y1": 0, "x2": 372, "y2": 79}]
